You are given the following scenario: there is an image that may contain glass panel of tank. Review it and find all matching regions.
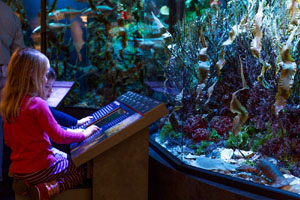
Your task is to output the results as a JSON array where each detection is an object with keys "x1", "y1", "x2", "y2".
[
  {"x1": 148, "y1": 0, "x2": 300, "y2": 196},
  {"x1": 42, "y1": 0, "x2": 145, "y2": 108}
]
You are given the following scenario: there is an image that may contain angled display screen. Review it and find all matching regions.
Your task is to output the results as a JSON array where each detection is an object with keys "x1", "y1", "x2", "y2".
[{"x1": 90, "y1": 108, "x2": 127, "y2": 128}]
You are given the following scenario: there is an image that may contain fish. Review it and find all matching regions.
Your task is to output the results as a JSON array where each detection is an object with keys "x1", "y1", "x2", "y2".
[
  {"x1": 32, "y1": 23, "x2": 70, "y2": 34},
  {"x1": 81, "y1": 5, "x2": 114, "y2": 16},
  {"x1": 48, "y1": 8, "x2": 84, "y2": 21},
  {"x1": 160, "y1": 5, "x2": 169, "y2": 16},
  {"x1": 135, "y1": 38, "x2": 164, "y2": 50}
]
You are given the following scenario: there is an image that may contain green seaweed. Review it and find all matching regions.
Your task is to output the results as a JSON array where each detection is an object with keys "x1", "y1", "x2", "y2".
[
  {"x1": 159, "y1": 121, "x2": 174, "y2": 141},
  {"x1": 225, "y1": 131, "x2": 249, "y2": 150},
  {"x1": 196, "y1": 141, "x2": 213, "y2": 155},
  {"x1": 209, "y1": 129, "x2": 221, "y2": 140},
  {"x1": 251, "y1": 133, "x2": 273, "y2": 152}
]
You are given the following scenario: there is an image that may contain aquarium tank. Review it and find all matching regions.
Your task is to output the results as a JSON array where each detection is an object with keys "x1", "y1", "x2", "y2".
[
  {"x1": 146, "y1": 0, "x2": 300, "y2": 197},
  {"x1": 6, "y1": 0, "x2": 300, "y2": 198},
  {"x1": 6, "y1": 0, "x2": 145, "y2": 108}
]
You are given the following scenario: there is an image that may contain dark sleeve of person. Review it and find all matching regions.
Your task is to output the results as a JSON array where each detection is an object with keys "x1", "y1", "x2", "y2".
[{"x1": 49, "y1": 107, "x2": 78, "y2": 127}]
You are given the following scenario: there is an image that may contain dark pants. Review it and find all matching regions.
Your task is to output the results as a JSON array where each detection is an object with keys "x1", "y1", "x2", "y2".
[{"x1": 0, "y1": 108, "x2": 13, "y2": 194}]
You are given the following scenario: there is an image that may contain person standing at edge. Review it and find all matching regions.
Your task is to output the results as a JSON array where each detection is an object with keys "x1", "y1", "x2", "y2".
[{"x1": 0, "y1": 0, "x2": 24, "y2": 188}]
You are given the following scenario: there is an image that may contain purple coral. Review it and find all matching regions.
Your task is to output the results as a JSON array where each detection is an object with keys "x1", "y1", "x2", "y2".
[
  {"x1": 290, "y1": 162, "x2": 300, "y2": 177},
  {"x1": 183, "y1": 115, "x2": 208, "y2": 137},
  {"x1": 246, "y1": 82, "x2": 278, "y2": 131},
  {"x1": 192, "y1": 128, "x2": 210, "y2": 142},
  {"x1": 258, "y1": 137, "x2": 288, "y2": 160},
  {"x1": 209, "y1": 116, "x2": 233, "y2": 137}
]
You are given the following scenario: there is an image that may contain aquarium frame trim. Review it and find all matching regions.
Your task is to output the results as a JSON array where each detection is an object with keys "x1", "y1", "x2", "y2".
[
  {"x1": 149, "y1": 139, "x2": 300, "y2": 200},
  {"x1": 41, "y1": 0, "x2": 47, "y2": 54}
]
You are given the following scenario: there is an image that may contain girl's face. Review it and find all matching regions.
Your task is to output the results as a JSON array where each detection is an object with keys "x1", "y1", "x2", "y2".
[
  {"x1": 43, "y1": 62, "x2": 50, "y2": 86},
  {"x1": 44, "y1": 78, "x2": 55, "y2": 100}
]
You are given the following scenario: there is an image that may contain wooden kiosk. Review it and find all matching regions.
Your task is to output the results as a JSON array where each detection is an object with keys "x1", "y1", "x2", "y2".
[{"x1": 70, "y1": 91, "x2": 168, "y2": 200}]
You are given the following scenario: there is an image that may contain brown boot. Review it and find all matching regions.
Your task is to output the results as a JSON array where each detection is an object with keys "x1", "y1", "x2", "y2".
[{"x1": 13, "y1": 179, "x2": 60, "y2": 200}]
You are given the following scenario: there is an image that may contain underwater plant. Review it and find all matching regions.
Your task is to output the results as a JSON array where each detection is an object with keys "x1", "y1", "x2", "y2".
[
  {"x1": 225, "y1": 131, "x2": 249, "y2": 150},
  {"x1": 196, "y1": 141, "x2": 214, "y2": 155},
  {"x1": 154, "y1": 0, "x2": 300, "y2": 175}
]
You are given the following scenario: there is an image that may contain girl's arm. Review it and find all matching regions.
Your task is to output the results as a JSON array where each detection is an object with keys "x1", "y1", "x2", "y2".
[
  {"x1": 50, "y1": 107, "x2": 78, "y2": 126},
  {"x1": 49, "y1": 107, "x2": 93, "y2": 126},
  {"x1": 35, "y1": 98, "x2": 87, "y2": 144}
]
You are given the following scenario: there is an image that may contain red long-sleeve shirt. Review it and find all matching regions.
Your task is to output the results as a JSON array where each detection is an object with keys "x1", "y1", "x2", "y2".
[{"x1": 3, "y1": 96, "x2": 85, "y2": 174}]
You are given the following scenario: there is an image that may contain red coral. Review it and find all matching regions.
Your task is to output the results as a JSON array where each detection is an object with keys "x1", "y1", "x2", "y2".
[
  {"x1": 210, "y1": 116, "x2": 233, "y2": 137},
  {"x1": 192, "y1": 128, "x2": 210, "y2": 142},
  {"x1": 183, "y1": 115, "x2": 208, "y2": 136}
]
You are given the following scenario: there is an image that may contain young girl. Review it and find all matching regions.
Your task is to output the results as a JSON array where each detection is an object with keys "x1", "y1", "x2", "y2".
[{"x1": 0, "y1": 48, "x2": 99, "y2": 200}]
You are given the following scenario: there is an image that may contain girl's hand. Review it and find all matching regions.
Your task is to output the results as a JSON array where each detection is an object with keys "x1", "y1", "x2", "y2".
[
  {"x1": 83, "y1": 125, "x2": 100, "y2": 138},
  {"x1": 77, "y1": 116, "x2": 93, "y2": 126},
  {"x1": 67, "y1": 128, "x2": 85, "y2": 134}
]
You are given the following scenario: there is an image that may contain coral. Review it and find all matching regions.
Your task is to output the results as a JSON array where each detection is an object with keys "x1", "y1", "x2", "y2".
[
  {"x1": 258, "y1": 137, "x2": 290, "y2": 161},
  {"x1": 283, "y1": 105, "x2": 300, "y2": 136},
  {"x1": 290, "y1": 162, "x2": 300, "y2": 178},
  {"x1": 183, "y1": 115, "x2": 208, "y2": 136},
  {"x1": 246, "y1": 82, "x2": 277, "y2": 131},
  {"x1": 192, "y1": 128, "x2": 210, "y2": 142},
  {"x1": 209, "y1": 116, "x2": 233, "y2": 137}
]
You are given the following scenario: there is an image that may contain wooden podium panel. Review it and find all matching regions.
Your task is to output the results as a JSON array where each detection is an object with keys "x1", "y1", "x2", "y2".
[
  {"x1": 70, "y1": 91, "x2": 169, "y2": 200},
  {"x1": 93, "y1": 127, "x2": 149, "y2": 200},
  {"x1": 47, "y1": 81, "x2": 74, "y2": 108}
]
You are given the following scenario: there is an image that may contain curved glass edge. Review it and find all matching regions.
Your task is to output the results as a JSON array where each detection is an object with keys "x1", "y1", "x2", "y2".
[{"x1": 149, "y1": 138, "x2": 300, "y2": 200}]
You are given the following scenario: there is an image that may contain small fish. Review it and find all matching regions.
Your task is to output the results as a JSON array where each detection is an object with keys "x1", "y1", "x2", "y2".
[
  {"x1": 151, "y1": 12, "x2": 171, "y2": 40},
  {"x1": 81, "y1": 5, "x2": 114, "y2": 16},
  {"x1": 48, "y1": 8, "x2": 84, "y2": 21},
  {"x1": 32, "y1": 23, "x2": 70, "y2": 34},
  {"x1": 160, "y1": 5, "x2": 169, "y2": 16},
  {"x1": 135, "y1": 38, "x2": 164, "y2": 50}
]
